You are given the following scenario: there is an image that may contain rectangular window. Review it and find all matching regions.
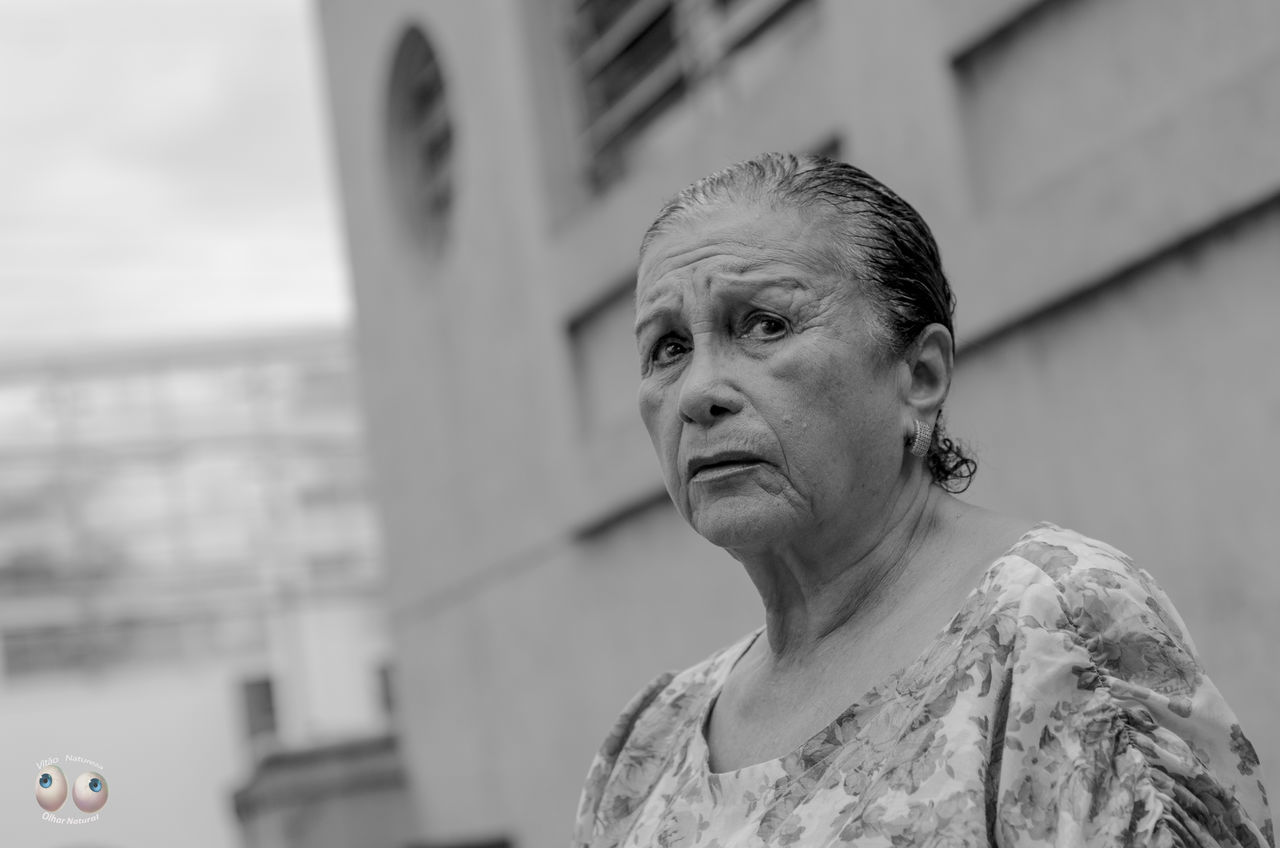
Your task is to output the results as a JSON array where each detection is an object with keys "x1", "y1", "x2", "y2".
[
  {"x1": 242, "y1": 676, "x2": 277, "y2": 739},
  {"x1": 715, "y1": 0, "x2": 815, "y2": 57},
  {"x1": 377, "y1": 663, "x2": 395, "y2": 716},
  {"x1": 567, "y1": 279, "x2": 640, "y2": 435},
  {"x1": 570, "y1": 0, "x2": 821, "y2": 187},
  {"x1": 571, "y1": 0, "x2": 685, "y2": 185}
]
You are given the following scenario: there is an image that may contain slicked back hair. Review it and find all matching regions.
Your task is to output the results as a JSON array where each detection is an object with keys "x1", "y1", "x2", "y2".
[{"x1": 639, "y1": 152, "x2": 977, "y2": 492}]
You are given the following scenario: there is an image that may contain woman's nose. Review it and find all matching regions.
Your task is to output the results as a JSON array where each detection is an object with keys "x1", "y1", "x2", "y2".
[{"x1": 677, "y1": 348, "x2": 743, "y2": 426}]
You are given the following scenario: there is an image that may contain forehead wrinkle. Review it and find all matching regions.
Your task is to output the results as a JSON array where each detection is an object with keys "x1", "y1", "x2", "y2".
[
  {"x1": 636, "y1": 211, "x2": 838, "y2": 326},
  {"x1": 634, "y1": 270, "x2": 682, "y2": 319},
  {"x1": 634, "y1": 292, "x2": 681, "y2": 338},
  {"x1": 656, "y1": 252, "x2": 811, "y2": 293},
  {"x1": 702, "y1": 273, "x2": 809, "y2": 296},
  {"x1": 638, "y1": 268, "x2": 805, "y2": 310},
  {"x1": 633, "y1": 275, "x2": 811, "y2": 341},
  {"x1": 640, "y1": 220, "x2": 796, "y2": 277}
]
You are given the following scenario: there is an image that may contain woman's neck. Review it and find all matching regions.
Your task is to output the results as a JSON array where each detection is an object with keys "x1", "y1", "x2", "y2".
[{"x1": 729, "y1": 480, "x2": 948, "y2": 667}]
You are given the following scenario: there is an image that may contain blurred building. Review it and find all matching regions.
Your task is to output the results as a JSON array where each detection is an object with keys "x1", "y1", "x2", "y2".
[
  {"x1": 315, "y1": 1, "x2": 1280, "y2": 845},
  {"x1": 0, "y1": 326, "x2": 406, "y2": 845}
]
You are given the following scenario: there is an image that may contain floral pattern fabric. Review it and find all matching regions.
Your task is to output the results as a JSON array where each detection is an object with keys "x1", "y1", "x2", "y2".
[{"x1": 573, "y1": 523, "x2": 1273, "y2": 847}]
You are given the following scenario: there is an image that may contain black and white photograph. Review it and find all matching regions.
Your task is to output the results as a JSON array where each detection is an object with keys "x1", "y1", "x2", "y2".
[{"x1": 1, "y1": 2, "x2": 1277, "y2": 846}]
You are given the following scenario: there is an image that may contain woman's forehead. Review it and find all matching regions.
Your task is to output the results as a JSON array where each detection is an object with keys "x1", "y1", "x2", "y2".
[{"x1": 637, "y1": 203, "x2": 834, "y2": 290}]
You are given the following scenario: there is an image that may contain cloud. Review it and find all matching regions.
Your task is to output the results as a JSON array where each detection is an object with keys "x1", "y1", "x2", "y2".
[{"x1": 0, "y1": 0, "x2": 349, "y2": 353}]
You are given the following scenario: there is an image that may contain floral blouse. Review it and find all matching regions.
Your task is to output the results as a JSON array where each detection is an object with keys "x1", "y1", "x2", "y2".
[{"x1": 573, "y1": 523, "x2": 1273, "y2": 847}]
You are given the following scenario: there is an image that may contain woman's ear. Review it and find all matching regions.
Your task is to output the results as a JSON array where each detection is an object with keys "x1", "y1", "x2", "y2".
[{"x1": 904, "y1": 323, "x2": 953, "y2": 421}]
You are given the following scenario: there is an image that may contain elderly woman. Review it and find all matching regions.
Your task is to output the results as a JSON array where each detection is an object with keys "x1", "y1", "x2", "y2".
[{"x1": 572, "y1": 154, "x2": 1272, "y2": 847}]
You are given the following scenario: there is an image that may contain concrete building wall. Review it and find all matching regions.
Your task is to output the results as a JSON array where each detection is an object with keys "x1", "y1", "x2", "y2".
[
  {"x1": 315, "y1": 1, "x2": 1280, "y2": 844},
  {"x1": 948, "y1": 196, "x2": 1280, "y2": 776}
]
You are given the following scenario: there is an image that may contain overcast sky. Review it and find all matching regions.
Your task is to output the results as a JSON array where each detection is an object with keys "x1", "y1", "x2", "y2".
[{"x1": 0, "y1": 0, "x2": 349, "y2": 358}]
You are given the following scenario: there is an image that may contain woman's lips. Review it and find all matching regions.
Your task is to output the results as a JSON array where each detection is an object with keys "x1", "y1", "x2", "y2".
[{"x1": 689, "y1": 459, "x2": 765, "y2": 482}]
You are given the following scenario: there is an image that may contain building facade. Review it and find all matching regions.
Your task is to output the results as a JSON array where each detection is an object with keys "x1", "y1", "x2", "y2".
[
  {"x1": 0, "y1": 327, "x2": 397, "y2": 844},
  {"x1": 315, "y1": 1, "x2": 1280, "y2": 845}
]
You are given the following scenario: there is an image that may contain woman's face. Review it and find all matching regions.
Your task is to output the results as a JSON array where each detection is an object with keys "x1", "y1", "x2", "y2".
[{"x1": 635, "y1": 203, "x2": 911, "y2": 551}]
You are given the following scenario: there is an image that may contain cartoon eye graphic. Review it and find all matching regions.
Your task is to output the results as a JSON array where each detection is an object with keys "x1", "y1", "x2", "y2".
[
  {"x1": 36, "y1": 765, "x2": 68, "y2": 811},
  {"x1": 72, "y1": 771, "x2": 109, "y2": 813}
]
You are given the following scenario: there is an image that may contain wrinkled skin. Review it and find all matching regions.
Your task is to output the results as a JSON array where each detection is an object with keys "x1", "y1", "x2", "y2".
[
  {"x1": 635, "y1": 202, "x2": 918, "y2": 562},
  {"x1": 633, "y1": 202, "x2": 1039, "y2": 774}
]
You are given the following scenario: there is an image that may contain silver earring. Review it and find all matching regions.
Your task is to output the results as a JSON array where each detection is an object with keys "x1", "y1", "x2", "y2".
[{"x1": 909, "y1": 419, "x2": 933, "y2": 458}]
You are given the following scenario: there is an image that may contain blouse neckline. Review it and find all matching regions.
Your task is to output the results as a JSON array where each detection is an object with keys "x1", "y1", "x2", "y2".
[{"x1": 689, "y1": 520, "x2": 1058, "y2": 784}]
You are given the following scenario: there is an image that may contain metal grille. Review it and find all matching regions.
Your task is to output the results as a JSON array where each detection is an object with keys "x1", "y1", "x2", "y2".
[
  {"x1": 569, "y1": 0, "x2": 817, "y2": 187},
  {"x1": 387, "y1": 26, "x2": 454, "y2": 245},
  {"x1": 572, "y1": 0, "x2": 684, "y2": 185}
]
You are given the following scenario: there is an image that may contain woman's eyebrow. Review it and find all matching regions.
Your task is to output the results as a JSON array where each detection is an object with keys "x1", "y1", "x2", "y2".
[
  {"x1": 634, "y1": 304, "x2": 676, "y2": 339},
  {"x1": 707, "y1": 276, "x2": 809, "y2": 297},
  {"x1": 635, "y1": 278, "x2": 808, "y2": 335}
]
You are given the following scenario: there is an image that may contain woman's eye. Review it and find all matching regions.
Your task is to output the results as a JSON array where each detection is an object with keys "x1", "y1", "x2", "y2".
[
  {"x1": 743, "y1": 314, "x2": 787, "y2": 338},
  {"x1": 35, "y1": 765, "x2": 68, "y2": 812},
  {"x1": 649, "y1": 337, "x2": 688, "y2": 366},
  {"x1": 72, "y1": 770, "x2": 109, "y2": 813}
]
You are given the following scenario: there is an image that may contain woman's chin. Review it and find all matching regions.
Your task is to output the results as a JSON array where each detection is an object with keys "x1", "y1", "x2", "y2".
[{"x1": 686, "y1": 500, "x2": 795, "y2": 550}]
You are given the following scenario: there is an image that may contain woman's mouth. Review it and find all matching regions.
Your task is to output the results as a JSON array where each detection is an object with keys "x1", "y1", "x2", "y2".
[{"x1": 687, "y1": 453, "x2": 766, "y2": 482}]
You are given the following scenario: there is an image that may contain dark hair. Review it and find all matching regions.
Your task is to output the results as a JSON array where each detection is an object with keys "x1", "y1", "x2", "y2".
[{"x1": 641, "y1": 152, "x2": 977, "y2": 492}]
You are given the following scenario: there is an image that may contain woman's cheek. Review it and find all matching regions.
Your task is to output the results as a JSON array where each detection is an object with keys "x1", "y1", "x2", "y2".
[{"x1": 637, "y1": 379, "x2": 666, "y2": 430}]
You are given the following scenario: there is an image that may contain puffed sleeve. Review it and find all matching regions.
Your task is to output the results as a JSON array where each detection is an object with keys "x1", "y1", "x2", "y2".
[
  {"x1": 995, "y1": 543, "x2": 1273, "y2": 847},
  {"x1": 572, "y1": 671, "x2": 675, "y2": 848}
]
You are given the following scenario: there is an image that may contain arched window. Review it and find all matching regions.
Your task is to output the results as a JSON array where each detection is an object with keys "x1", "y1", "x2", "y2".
[{"x1": 386, "y1": 26, "x2": 455, "y2": 249}]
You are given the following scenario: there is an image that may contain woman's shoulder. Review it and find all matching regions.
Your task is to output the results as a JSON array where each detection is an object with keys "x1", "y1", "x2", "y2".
[
  {"x1": 989, "y1": 524, "x2": 1273, "y2": 845},
  {"x1": 609, "y1": 628, "x2": 761, "y2": 744},
  {"x1": 580, "y1": 631, "x2": 762, "y2": 769},
  {"x1": 1007, "y1": 521, "x2": 1142, "y2": 582},
  {"x1": 572, "y1": 630, "x2": 761, "y2": 845},
  {"x1": 1000, "y1": 521, "x2": 1197, "y2": 650}
]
